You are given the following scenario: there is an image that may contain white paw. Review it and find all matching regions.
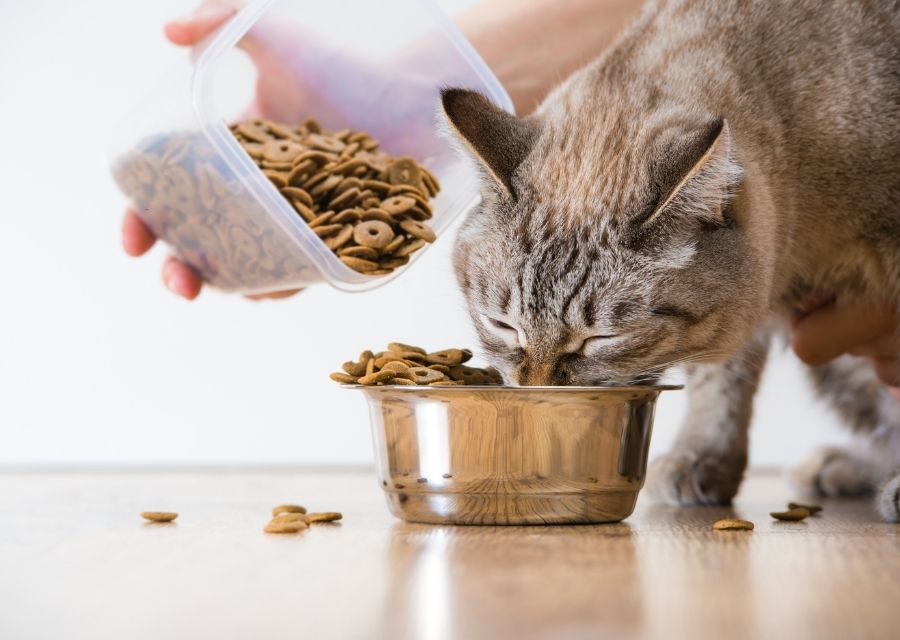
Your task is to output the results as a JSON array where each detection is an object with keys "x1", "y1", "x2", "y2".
[
  {"x1": 791, "y1": 447, "x2": 873, "y2": 497},
  {"x1": 876, "y1": 474, "x2": 900, "y2": 523},
  {"x1": 646, "y1": 450, "x2": 745, "y2": 506}
]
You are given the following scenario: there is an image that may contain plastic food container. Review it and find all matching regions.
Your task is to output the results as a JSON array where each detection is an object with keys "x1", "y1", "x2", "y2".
[{"x1": 110, "y1": 0, "x2": 512, "y2": 294}]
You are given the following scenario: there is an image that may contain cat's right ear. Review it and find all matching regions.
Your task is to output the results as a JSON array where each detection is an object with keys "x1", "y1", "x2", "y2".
[{"x1": 441, "y1": 88, "x2": 538, "y2": 197}]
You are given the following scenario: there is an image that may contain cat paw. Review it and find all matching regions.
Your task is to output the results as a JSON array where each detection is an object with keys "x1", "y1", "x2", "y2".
[
  {"x1": 791, "y1": 447, "x2": 874, "y2": 497},
  {"x1": 875, "y1": 474, "x2": 900, "y2": 523},
  {"x1": 646, "y1": 450, "x2": 745, "y2": 506}
]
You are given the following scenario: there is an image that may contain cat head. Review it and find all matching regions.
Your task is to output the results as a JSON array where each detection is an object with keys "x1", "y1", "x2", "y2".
[{"x1": 442, "y1": 88, "x2": 761, "y2": 386}]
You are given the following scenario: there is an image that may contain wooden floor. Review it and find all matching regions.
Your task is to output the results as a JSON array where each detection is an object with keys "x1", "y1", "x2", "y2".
[{"x1": 1, "y1": 470, "x2": 897, "y2": 640}]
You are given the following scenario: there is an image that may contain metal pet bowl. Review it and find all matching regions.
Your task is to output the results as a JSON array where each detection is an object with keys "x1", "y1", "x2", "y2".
[{"x1": 349, "y1": 385, "x2": 680, "y2": 525}]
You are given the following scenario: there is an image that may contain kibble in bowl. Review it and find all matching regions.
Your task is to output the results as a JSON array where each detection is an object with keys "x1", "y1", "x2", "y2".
[
  {"x1": 330, "y1": 343, "x2": 502, "y2": 387},
  {"x1": 337, "y1": 344, "x2": 681, "y2": 525}
]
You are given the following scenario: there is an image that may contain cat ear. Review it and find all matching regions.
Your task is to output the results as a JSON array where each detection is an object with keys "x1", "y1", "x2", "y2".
[
  {"x1": 441, "y1": 88, "x2": 538, "y2": 196},
  {"x1": 641, "y1": 118, "x2": 741, "y2": 231}
]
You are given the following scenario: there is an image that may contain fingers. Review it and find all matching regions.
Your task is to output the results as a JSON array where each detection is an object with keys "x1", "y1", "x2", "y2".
[
  {"x1": 847, "y1": 333, "x2": 900, "y2": 358},
  {"x1": 162, "y1": 256, "x2": 203, "y2": 300},
  {"x1": 790, "y1": 299, "x2": 898, "y2": 367},
  {"x1": 122, "y1": 209, "x2": 157, "y2": 256},
  {"x1": 164, "y1": 3, "x2": 236, "y2": 46}
]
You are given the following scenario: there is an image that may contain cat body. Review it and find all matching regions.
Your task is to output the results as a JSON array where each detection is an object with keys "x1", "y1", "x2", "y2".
[{"x1": 442, "y1": 0, "x2": 900, "y2": 519}]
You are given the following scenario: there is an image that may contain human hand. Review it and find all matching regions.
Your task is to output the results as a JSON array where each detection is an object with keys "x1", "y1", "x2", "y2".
[
  {"x1": 791, "y1": 298, "x2": 900, "y2": 400},
  {"x1": 122, "y1": 2, "x2": 301, "y2": 300}
]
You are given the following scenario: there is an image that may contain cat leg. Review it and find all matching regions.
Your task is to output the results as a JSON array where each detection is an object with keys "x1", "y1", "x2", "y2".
[
  {"x1": 646, "y1": 329, "x2": 770, "y2": 506},
  {"x1": 796, "y1": 356, "x2": 900, "y2": 520},
  {"x1": 791, "y1": 445, "x2": 885, "y2": 497},
  {"x1": 876, "y1": 473, "x2": 900, "y2": 522}
]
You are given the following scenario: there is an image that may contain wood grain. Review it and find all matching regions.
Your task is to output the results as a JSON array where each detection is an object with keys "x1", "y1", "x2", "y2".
[{"x1": 0, "y1": 471, "x2": 896, "y2": 640}]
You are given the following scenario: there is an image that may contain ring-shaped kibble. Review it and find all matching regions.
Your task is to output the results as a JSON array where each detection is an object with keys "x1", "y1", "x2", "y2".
[
  {"x1": 353, "y1": 220, "x2": 395, "y2": 249},
  {"x1": 393, "y1": 238, "x2": 426, "y2": 258},
  {"x1": 237, "y1": 121, "x2": 272, "y2": 143},
  {"x1": 425, "y1": 349, "x2": 471, "y2": 366},
  {"x1": 398, "y1": 219, "x2": 436, "y2": 243},
  {"x1": 306, "y1": 133, "x2": 345, "y2": 154},
  {"x1": 381, "y1": 195, "x2": 416, "y2": 215},
  {"x1": 361, "y1": 208, "x2": 395, "y2": 224},
  {"x1": 388, "y1": 158, "x2": 422, "y2": 186},
  {"x1": 339, "y1": 245, "x2": 378, "y2": 260},
  {"x1": 408, "y1": 367, "x2": 447, "y2": 384},
  {"x1": 332, "y1": 209, "x2": 362, "y2": 224},
  {"x1": 325, "y1": 225, "x2": 355, "y2": 251},
  {"x1": 262, "y1": 139, "x2": 304, "y2": 163}
]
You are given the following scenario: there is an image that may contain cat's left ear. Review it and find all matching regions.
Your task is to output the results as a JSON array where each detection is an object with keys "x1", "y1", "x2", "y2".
[
  {"x1": 640, "y1": 118, "x2": 742, "y2": 232},
  {"x1": 441, "y1": 88, "x2": 539, "y2": 197}
]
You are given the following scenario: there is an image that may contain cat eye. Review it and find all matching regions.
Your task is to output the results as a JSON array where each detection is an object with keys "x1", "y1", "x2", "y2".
[
  {"x1": 481, "y1": 315, "x2": 522, "y2": 347},
  {"x1": 579, "y1": 334, "x2": 621, "y2": 353},
  {"x1": 487, "y1": 317, "x2": 516, "y2": 331}
]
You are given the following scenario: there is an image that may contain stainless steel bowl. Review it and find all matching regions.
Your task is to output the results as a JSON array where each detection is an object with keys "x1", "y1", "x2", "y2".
[{"x1": 350, "y1": 385, "x2": 680, "y2": 525}]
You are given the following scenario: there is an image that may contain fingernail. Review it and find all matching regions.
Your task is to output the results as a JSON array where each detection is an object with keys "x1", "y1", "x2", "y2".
[
  {"x1": 165, "y1": 273, "x2": 179, "y2": 295},
  {"x1": 163, "y1": 262, "x2": 180, "y2": 295}
]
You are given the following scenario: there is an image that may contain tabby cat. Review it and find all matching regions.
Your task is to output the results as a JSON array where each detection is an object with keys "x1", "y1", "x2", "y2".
[{"x1": 441, "y1": 0, "x2": 900, "y2": 520}]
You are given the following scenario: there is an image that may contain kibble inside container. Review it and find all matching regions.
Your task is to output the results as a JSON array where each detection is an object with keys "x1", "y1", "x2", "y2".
[{"x1": 109, "y1": 0, "x2": 512, "y2": 294}]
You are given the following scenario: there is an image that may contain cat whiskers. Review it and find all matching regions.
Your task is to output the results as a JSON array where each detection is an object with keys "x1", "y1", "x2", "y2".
[
  {"x1": 622, "y1": 351, "x2": 736, "y2": 386},
  {"x1": 639, "y1": 351, "x2": 734, "y2": 374}
]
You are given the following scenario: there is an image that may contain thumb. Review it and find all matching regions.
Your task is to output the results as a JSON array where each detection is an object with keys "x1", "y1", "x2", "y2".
[{"x1": 164, "y1": 3, "x2": 237, "y2": 46}]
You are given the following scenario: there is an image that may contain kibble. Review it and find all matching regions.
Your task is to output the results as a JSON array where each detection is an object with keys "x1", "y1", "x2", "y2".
[
  {"x1": 113, "y1": 118, "x2": 440, "y2": 291},
  {"x1": 264, "y1": 519, "x2": 309, "y2": 534},
  {"x1": 272, "y1": 504, "x2": 307, "y2": 516},
  {"x1": 770, "y1": 507, "x2": 811, "y2": 521},
  {"x1": 787, "y1": 501, "x2": 822, "y2": 515},
  {"x1": 712, "y1": 518, "x2": 754, "y2": 531},
  {"x1": 230, "y1": 118, "x2": 439, "y2": 276},
  {"x1": 330, "y1": 344, "x2": 503, "y2": 387},
  {"x1": 306, "y1": 512, "x2": 343, "y2": 523},
  {"x1": 140, "y1": 512, "x2": 178, "y2": 523},
  {"x1": 264, "y1": 505, "x2": 342, "y2": 535}
]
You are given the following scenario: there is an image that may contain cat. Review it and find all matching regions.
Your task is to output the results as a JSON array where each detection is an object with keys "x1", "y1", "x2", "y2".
[{"x1": 440, "y1": 0, "x2": 900, "y2": 520}]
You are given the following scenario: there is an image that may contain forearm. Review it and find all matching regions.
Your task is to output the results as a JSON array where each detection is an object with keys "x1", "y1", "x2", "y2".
[{"x1": 456, "y1": 0, "x2": 644, "y2": 114}]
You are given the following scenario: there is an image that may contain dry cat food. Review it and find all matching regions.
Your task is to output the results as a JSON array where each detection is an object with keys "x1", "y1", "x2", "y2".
[
  {"x1": 112, "y1": 119, "x2": 439, "y2": 292},
  {"x1": 771, "y1": 500, "x2": 822, "y2": 521},
  {"x1": 770, "y1": 507, "x2": 810, "y2": 521},
  {"x1": 788, "y1": 501, "x2": 822, "y2": 515},
  {"x1": 230, "y1": 118, "x2": 439, "y2": 275},
  {"x1": 113, "y1": 132, "x2": 318, "y2": 291},
  {"x1": 306, "y1": 512, "x2": 343, "y2": 523},
  {"x1": 272, "y1": 504, "x2": 307, "y2": 516},
  {"x1": 329, "y1": 343, "x2": 504, "y2": 386},
  {"x1": 712, "y1": 518, "x2": 754, "y2": 531},
  {"x1": 264, "y1": 518, "x2": 309, "y2": 534},
  {"x1": 263, "y1": 504, "x2": 343, "y2": 534},
  {"x1": 140, "y1": 512, "x2": 178, "y2": 523}
]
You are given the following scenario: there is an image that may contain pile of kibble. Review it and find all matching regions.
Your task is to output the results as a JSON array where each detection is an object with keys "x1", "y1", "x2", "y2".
[
  {"x1": 230, "y1": 119, "x2": 439, "y2": 276},
  {"x1": 330, "y1": 343, "x2": 503, "y2": 386}
]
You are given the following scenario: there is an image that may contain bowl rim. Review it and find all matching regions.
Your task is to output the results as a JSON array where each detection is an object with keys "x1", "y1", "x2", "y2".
[{"x1": 340, "y1": 384, "x2": 683, "y2": 392}]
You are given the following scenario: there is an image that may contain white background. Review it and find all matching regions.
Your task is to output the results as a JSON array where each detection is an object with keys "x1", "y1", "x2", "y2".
[{"x1": 0, "y1": 0, "x2": 850, "y2": 469}]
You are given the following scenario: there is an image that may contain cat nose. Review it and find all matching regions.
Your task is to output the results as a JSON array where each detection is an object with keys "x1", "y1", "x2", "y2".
[{"x1": 516, "y1": 360, "x2": 556, "y2": 386}]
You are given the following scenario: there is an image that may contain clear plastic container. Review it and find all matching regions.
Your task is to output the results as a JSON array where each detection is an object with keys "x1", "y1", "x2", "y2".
[{"x1": 110, "y1": 0, "x2": 512, "y2": 294}]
